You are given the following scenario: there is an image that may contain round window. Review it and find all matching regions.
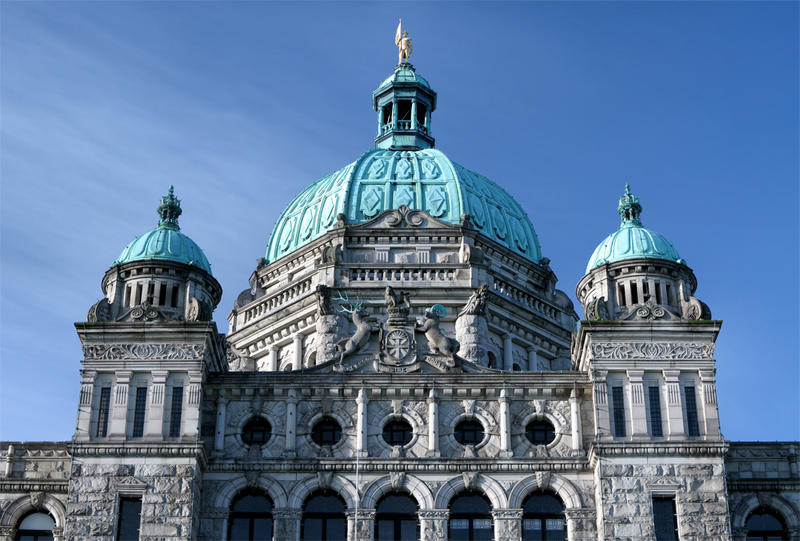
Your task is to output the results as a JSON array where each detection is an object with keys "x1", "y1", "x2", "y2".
[
  {"x1": 242, "y1": 417, "x2": 272, "y2": 446},
  {"x1": 311, "y1": 417, "x2": 342, "y2": 446},
  {"x1": 454, "y1": 419, "x2": 485, "y2": 446},
  {"x1": 382, "y1": 419, "x2": 413, "y2": 446},
  {"x1": 525, "y1": 419, "x2": 556, "y2": 445}
]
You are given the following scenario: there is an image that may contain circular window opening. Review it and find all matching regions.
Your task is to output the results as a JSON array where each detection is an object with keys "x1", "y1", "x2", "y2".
[
  {"x1": 311, "y1": 417, "x2": 342, "y2": 446},
  {"x1": 242, "y1": 417, "x2": 272, "y2": 445},
  {"x1": 525, "y1": 419, "x2": 556, "y2": 445},
  {"x1": 383, "y1": 419, "x2": 413, "y2": 446},
  {"x1": 454, "y1": 419, "x2": 485, "y2": 446}
]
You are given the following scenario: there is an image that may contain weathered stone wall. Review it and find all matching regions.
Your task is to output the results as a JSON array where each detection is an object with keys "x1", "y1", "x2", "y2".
[
  {"x1": 65, "y1": 460, "x2": 201, "y2": 540},
  {"x1": 595, "y1": 460, "x2": 731, "y2": 541}
]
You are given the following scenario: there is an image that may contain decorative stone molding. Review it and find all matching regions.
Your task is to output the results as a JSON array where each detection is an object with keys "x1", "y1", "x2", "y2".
[
  {"x1": 590, "y1": 342, "x2": 714, "y2": 360},
  {"x1": 82, "y1": 343, "x2": 205, "y2": 360}
]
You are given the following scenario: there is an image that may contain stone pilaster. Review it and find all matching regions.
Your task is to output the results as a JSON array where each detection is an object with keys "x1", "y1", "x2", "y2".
[
  {"x1": 347, "y1": 509, "x2": 375, "y2": 541},
  {"x1": 214, "y1": 397, "x2": 227, "y2": 453},
  {"x1": 427, "y1": 388, "x2": 439, "y2": 457},
  {"x1": 570, "y1": 388, "x2": 583, "y2": 454},
  {"x1": 356, "y1": 388, "x2": 368, "y2": 457},
  {"x1": 592, "y1": 370, "x2": 611, "y2": 439},
  {"x1": 699, "y1": 369, "x2": 720, "y2": 437},
  {"x1": 565, "y1": 508, "x2": 597, "y2": 541},
  {"x1": 492, "y1": 508, "x2": 522, "y2": 541},
  {"x1": 284, "y1": 388, "x2": 298, "y2": 457},
  {"x1": 108, "y1": 371, "x2": 131, "y2": 438},
  {"x1": 663, "y1": 370, "x2": 685, "y2": 439},
  {"x1": 74, "y1": 370, "x2": 97, "y2": 440},
  {"x1": 267, "y1": 345, "x2": 278, "y2": 371},
  {"x1": 498, "y1": 389, "x2": 512, "y2": 457},
  {"x1": 626, "y1": 370, "x2": 648, "y2": 438},
  {"x1": 184, "y1": 370, "x2": 203, "y2": 437},
  {"x1": 273, "y1": 508, "x2": 302, "y2": 541},
  {"x1": 145, "y1": 370, "x2": 168, "y2": 438},
  {"x1": 419, "y1": 510, "x2": 449, "y2": 541}
]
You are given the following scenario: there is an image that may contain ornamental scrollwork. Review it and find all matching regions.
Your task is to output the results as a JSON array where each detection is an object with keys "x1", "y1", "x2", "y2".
[
  {"x1": 82, "y1": 343, "x2": 205, "y2": 360},
  {"x1": 590, "y1": 342, "x2": 714, "y2": 360}
]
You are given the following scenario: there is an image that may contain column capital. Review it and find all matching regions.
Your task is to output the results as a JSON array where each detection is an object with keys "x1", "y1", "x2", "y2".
[
  {"x1": 491, "y1": 508, "x2": 523, "y2": 519},
  {"x1": 273, "y1": 508, "x2": 303, "y2": 519},
  {"x1": 418, "y1": 509, "x2": 449, "y2": 520}
]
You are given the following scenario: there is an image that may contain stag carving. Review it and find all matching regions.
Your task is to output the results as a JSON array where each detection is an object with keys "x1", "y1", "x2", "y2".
[{"x1": 333, "y1": 291, "x2": 374, "y2": 362}]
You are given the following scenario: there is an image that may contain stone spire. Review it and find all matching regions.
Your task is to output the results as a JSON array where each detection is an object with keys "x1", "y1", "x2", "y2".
[
  {"x1": 617, "y1": 184, "x2": 642, "y2": 227},
  {"x1": 157, "y1": 185, "x2": 182, "y2": 230}
]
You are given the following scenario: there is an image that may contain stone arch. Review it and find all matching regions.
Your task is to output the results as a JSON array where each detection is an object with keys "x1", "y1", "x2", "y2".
[
  {"x1": 434, "y1": 473, "x2": 507, "y2": 510},
  {"x1": 288, "y1": 473, "x2": 358, "y2": 510},
  {"x1": 361, "y1": 474, "x2": 435, "y2": 510},
  {"x1": 1, "y1": 493, "x2": 66, "y2": 541},
  {"x1": 213, "y1": 474, "x2": 289, "y2": 510},
  {"x1": 508, "y1": 473, "x2": 582, "y2": 510},
  {"x1": 732, "y1": 493, "x2": 799, "y2": 532}
]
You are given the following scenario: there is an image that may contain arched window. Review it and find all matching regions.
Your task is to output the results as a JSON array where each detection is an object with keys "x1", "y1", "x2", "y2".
[
  {"x1": 745, "y1": 507, "x2": 788, "y2": 541},
  {"x1": 522, "y1": 491, "x2": 566, "y2": 540},
  {"x1": 449, "y1": 493, "x2": 493, "y2": 541},
  {"x1": 302, "y1": 491, "x2": 346, "y2": 541},
  {"x1": 227, "y1": 489, "x2": 273, "y2": 541},
  {"x1": 375, "y1": 493, "x2": 419, "y2": 541},
  {"x1": 15, "y1": 512, "x2": 55, "y2": 541}
]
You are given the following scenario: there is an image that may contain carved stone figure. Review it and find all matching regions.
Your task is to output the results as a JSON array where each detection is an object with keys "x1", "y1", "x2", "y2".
[
  {"x1": 384, "y1": 286, "x2": 411, "y2": 325},
  {"x1": 459, "y1": 285, "x2": 488, "y2": 317},
  {"x1": 315, "y1": 284, "x2": 334, "y2": 316},
  {"x1": 417, "y1": 306, "x2": 460, "y2": 359},
  {"x1": 585, "y1": 296, "x2": 609, "y2": 321},
  {"x1": 227, "y1": 345, "x2": 255, "y2": 371},
  {"x1": 336, "y1": 306, "x2": 373, "y2": 362},
  {"x1": 87, "y1": 299, "x2": 112, "y2": 323}
]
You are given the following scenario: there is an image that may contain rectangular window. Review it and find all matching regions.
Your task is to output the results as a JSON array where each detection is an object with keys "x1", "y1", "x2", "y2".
[
  {"x1": 612, "y1": 386, "x2": 626, "y2": 437},
  {"x1": 158, "y1": 283, "x2": 167, "y2": 306},
  {"x1": 648, "y1": 386, "x2": 664, "y2": 437},
  {"x1": 135, "y1": 283, "x2": 143, "y2": 305},
  {"x1": 97, "y1": 387, "x2": 111, "y2": 437},
  {"x1": 117, "y1": 496, "x2": 142, "y2": 540},
  {"x1": 665, "y1": 283, "x2": 673, "y2": 305},
  {"x1": 630, "y1": 282, "x2": 639, "y2": 304},
  {"x1": 655, "y1": 282, "x2": 662, "y2": 304},
  {"x1": 684, "y1": 386, "x2": 700, "y2": 437},
  {"x1": 132, "y1": 387, "x2": 147, "y2": 438},
  {"x1": 397, "y1": 100, "x2": 412, "y2": 120},
  {"x1": 124, "y1": 285, "x2": 131, "y2": 307},
  {"x1": 652, "y1": 496, "x2": 679, "y2": 541},
  {"x1": 416, "y1": 103, "x2": 427, "y2": 127},
  {"x1": 618, "y1": 284, "x2": 626, "y2": 306},
  {"x1": 146, "y1": 282, "x2": 154, "y2": 303},
  {"x1": 168, "y1": 387, "x2": 183, "y2": 438},
  {"x1": 643, "y1": 281, "x2": 650, "y2": 298},
  {"x1": 170, "y1": 284, "x2": 180, "y2": 307}
]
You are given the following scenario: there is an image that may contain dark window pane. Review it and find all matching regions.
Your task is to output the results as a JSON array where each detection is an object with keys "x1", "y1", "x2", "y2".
[
  {"x1": 132, "y1": 387, "x2": 147, "y2": 438},
  {"x1": 232, "y1": 494, "x2": 273, "y2": 513},
  {"x1": 376, "y1": 494, "x2": 417, "y2": 515},
  {"x1": 169, "y1": 386, "x2": 183, "y2": 438},
  {"x1": 303, "y1": 518, "x2": 322, "y2": 540},
  {"x1": 648, "y1": 386, "x2": 663, "y2": 437},
  {"x1": 228, "y1": 518, "x2": 250, "y2": 541},
  {"x1": 252, "y1": 518, "x2": 271, "y2": 540},
  {"x1": 382, "y1": 419, "x2": 413, "y2": 446},
  {"x1": 612, "y1": 386, "x2": 626, "y2": 437},
  {"x1": 326, "y1": 518, "x2": 346, "y2": 539},
  {"x1": 684, "y1": 386, "x2": 700, "y2": 437},
  {"x1": 653, "y1": 497, "x2": 678, "y2": 541},
  {"x1": 117, "y1": 497, "x2": 142, "y2": 541},
  {"x1": 311, "y1": 418, "x2": 342, "y2": 446},
  {"x1": 525, "y1": 420, "x2": 556, "y2": 445},
  {"x1": 454, "y1": 420, "x2": 485, "y2": 445},
  {"x1": 400, "y1": 520, "x2": 417, "y2": 540},
  {"x1": 97, "y1": 387, "x2": 111, "y2": 437},
  {"x1": 242, "y1": 417, "x2": 272, "y2": 446}
]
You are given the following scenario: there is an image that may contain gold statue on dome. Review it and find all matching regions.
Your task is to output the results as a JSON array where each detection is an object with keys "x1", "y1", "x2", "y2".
[{"x1": 395, "y1": 19, "x2": 413, "y2": 64}]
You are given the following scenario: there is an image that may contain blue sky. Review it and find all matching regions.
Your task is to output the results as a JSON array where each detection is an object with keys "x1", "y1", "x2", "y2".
[{"x1": 1, "y1": 2, "x2": 797, "y2": 442}]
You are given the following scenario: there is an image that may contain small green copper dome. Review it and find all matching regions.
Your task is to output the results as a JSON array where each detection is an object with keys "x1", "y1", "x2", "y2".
[
  {"x1": 376, "y1": 63, "x2": 431, "y2": 93},
  {"x1": 114, "y1": 187, "x2": 212, "y2": 274},
  {"x1": 265, "y1": 148, "x2": 542, "y2": 264},
  {"x1": 586, "y1": 185, "x2": 684, "y2": 273}
]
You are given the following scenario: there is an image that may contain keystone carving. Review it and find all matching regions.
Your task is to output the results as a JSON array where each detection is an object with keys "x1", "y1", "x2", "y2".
[{"x1": 385, "y1": 205, "x2": 425, "y2": 227}]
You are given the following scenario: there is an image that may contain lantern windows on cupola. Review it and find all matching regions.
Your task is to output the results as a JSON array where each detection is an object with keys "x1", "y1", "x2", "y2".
[{"x1": 373, "y1": 62, "x2": 437, "y2": 151}]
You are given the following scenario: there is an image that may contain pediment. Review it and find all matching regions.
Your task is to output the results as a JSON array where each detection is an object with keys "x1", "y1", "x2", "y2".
[{"x1": 351, "y1": 205, "x2": 459, "y2": 230}]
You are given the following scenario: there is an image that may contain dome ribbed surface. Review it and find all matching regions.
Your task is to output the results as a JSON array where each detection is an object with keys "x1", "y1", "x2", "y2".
[
  {"x1": 265, "y1": 148, "x2": 542, "y2": 264},
  {"x1": 114, "y1": 226, "x2": 212, "y2": 274},
  {"x1": 586, "y1": 223, "x2": 683, "y2": 273}
]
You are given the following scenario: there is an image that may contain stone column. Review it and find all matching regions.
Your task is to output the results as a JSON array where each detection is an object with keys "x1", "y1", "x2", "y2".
[
  {"x1": 3, "y1": 445, "x2": 14, "y2": 478},
  {"x1": 570, "y1": 389, "x2": 583, "y2": 454},
  {"x1": 273, "y1": 508, "x2": 302, "y2": 541},
  {"x1": 145, "y1": 371, "x2": 168, "y2": 438},
  {"x1": 499, "y1": 389, "x2": 512, "y2": 457},
  {"x1": 356, "y1": 388, "x2": 368, "y2": 457},
  {"x1": 503, "y1": 334, "x2": 514, "y2": 371},
  {"x1": 662, "y1": 370, "x2": 685, "y2": 439},
  {"x1": 626, "y1": 370, "x2": 648, "y2": 438},
  {"x1": 427, "y1": 389, "x2": 439, "y2": 457},
  {"x1": 214, "y1": 397, "x2": 227, "y2": 453},
  {"x1": 699, "y1": 369, "x2": 721, "y2": 437},
  {"x1": 75, "y1": 370, "x2": 97, "y2": 440},
  {"x1": 527, "y1": 347, "x2": 538, "y2": 371},
  {"x1": 565, "y1": 508, "x2": 597, "y2": 541},
  {"x1": 267, "y1": 345, "x2": 278, "y2": 372},
  {"x1": 419, "y1": 510, "x2": 449, "y2": 541},
  {"x1": 347, "y1": 509, "x2": 375, "y2": 541},
  {"x1": 185, "y1": 370, "x2": 203, "y2": 437},
  {"x1": 592, "y1": 370, "x2": 610, "y2": 439},
  {"x1": 411, "y1": 100, "x2": 418, "y2": 130},
  {"x1": 492, "y1": 509, "x2": 522, "y2": 541},
  {"x1": 108, "y1": 371, "x2": 131, "y2": 438},
  {"x1": 285, "y1": 388, "x2": 298, "y2": 457},
  {"x1": 293, "y1": 335, "x2": 303, "y2": 370}
]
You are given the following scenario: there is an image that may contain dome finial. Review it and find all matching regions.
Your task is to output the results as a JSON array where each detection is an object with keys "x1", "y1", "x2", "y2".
[
  {"x1": 157, "y1": 185, "x2": 182, "y2": 230},
  {"x1": 617, "y1": 184, "x2": 642, "y2": 227}
]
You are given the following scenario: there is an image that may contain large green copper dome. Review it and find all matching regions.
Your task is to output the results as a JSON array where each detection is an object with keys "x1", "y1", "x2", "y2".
[
  {"x1": 265, "y1": 148, "x2": 542, "y2": 264},
  {"x1": 265, "y1": 64, "x2": 542, "y2": 265},
  {"x1": 114, "y1": 187, "x2": 213, "y2": 275},
  {"x1": 586, "y1": 185, "x2": 684, "y2": 273}
]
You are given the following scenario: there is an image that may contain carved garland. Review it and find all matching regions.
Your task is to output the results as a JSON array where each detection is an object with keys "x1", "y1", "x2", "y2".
[
  {"x1": 82, "y1": 343, "x2": 205, "y2": 360},
  {"x1": 590, "y1": 342, "x2": 714, "y2": 360}
]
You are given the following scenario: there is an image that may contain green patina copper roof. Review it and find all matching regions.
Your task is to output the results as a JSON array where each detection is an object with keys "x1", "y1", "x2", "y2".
[
  {"x1": 376, "y1": 63, "x2": 431, "y2": 92},
  {"x1": 265, "y1": 148, "x2": 542, "y2": 264},
  {"x1": 114, "y1": 186, "x2": 213, "y2": 274},
  {"x1": 586, "y1": 185, "x2": 684, "y2": 273}
]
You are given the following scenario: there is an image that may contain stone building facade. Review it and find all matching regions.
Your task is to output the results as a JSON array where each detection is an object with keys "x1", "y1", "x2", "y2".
[{"x1": 1, "y1": 58, "x2": 798, "y2": 541}]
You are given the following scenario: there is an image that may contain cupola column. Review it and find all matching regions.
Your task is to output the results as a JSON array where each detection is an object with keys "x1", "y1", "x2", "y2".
[
  {"x1": 145, "y1": 371, "x2": 168, "y2": 437},
  {"x1": 662, "y1": 370, "x2": 686, "y2": 439},
  {"x1": 293, "y1": 334, "x2": 303, "y2": 370},
  {"x1": 527, "y1": 346, "x2": 539, "y2": 371},
  {"x1": 410, "y1": 100, "x2": 418, "y2": 130},
  {"x1": 267, "y1": 345, "x2": 278, "y2": 372},
  {"x1": 503, "y1": 334, "x2": 514, "y2": 371},
  {"x1": 377, "y1": 106, "x2": 385, "y2": 136},
  {"x1": 109, "y1": 371, "x2": 132, "y2": 438},
  {"x1": 391, "y1": 98, "x2": 398, "y2": 128}
]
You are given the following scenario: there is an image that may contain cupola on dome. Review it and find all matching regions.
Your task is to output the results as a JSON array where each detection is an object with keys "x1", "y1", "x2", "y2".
[
  {"x1": 586, "y1": 185, "x2": 684, "y2": 273},
  {"x1": 114, "y1": 186, "x2": 213, "y2": 274},
  {"x1": 265, "y1": 61, "x2": 542, "y2": 265}
]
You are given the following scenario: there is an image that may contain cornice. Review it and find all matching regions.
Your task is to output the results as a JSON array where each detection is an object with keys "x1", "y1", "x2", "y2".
[
  {"x1": 70, "y1": 442, "x2": 208, "y2": 467},
  {"x1": 589, "y1": 440, "x2": 729, "y2": 464},
  {"x1": 0, "y1": 479, "x2": 68, "y2": 493}
]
